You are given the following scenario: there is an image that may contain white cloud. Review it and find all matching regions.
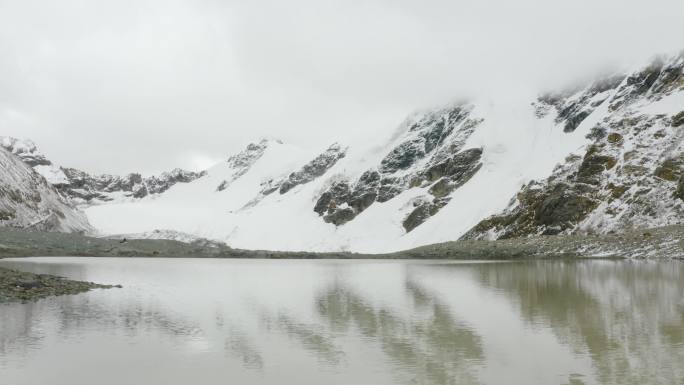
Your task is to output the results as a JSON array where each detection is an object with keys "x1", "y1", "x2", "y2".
[{"x1": 0, "y1": 0, "x2": 682, "y2": 174}]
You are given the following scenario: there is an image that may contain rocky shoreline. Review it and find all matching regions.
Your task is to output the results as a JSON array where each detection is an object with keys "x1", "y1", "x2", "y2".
[
  {"x1": 0, "y1": 266, "x2": 119, "y2": 303},
  {"x1": 0, "y1": 225, "x2": 683, "y2": 260}
]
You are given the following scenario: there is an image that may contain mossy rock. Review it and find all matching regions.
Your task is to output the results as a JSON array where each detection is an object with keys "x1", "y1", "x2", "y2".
[
  {"x1": 586, "y1": 125, "x2": 607, "y2": 140},
  {"x1": 0, "y1": 267, "x2": 118, "y2": 303},
  {"x1": 623, "y1": 150, "x2": 638, "y2": 161},
  {"x1": 654, "y1": 157, "x2": 684, "y2": 182},
  {"x1": 607, "y1": 184, "x2": 629, "y2": 199},
  {"x1": 621, "y1": 164, "x2": 649, "y2": 176},
  {"x1": 533, "y1": 184, "x2": 599, "y2": 228},
  {"x1": 462, "y1": 213, "x2": 517, "y2": 239},
  {"x1": 607, "y1": 132, "x2": 623, "y2": 144},
  {"x1": 563, "y1": 110, "x2": 591, "y2": 133},
  {"x1": 577, "y1": 145, "x2": 617, "y2": 183},
  {"x1": 428, "y1": 178, "x2": 453, "y2": 198}
]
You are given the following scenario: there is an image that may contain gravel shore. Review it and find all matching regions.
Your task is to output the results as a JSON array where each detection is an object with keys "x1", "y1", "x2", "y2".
[
  {"x1": 0, "y1": 266, "x2": 119, "y2": 303},
  {"x1": 1, "y1": 225, "x2": 683, "y2": 260}
]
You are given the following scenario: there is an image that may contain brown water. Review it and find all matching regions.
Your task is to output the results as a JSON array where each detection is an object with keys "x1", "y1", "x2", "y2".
[{"x1": 0, "y1": 258, "x2": 683, "y2": 385}]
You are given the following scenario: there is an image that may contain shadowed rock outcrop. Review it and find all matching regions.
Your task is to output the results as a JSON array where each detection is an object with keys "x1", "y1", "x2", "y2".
[
  {"x1": 315, "y1": 105, "x2": 483, "y2": 229},
  {"x1": 280, "y1": 144, "x2": 346, "y2": 194}
]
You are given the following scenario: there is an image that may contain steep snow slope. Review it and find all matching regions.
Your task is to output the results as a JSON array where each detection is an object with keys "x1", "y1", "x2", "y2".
[
  {"x1": 0, "y1": 147, "x2": 91, "y2": 232},
  {"x1": 76, "y1": 52, "x2": 684, "y2": 251},
  {"x1": 83, "y1": 99, "x2": 601, "y2": 252}
]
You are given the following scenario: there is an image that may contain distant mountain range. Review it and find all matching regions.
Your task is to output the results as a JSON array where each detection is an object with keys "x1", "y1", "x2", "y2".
[{"x1": 2, "y1": 52, "x2": 683, "y2": 252}]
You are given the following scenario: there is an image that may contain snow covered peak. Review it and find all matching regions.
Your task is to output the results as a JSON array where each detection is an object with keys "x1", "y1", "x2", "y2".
[
  {"x1": 5, "y1": 51, "x2": 683, "y2": 251},
  {"x1": 214, "y1": 138, "x2": 289, "y2": 192},
  {"x1": 225, "y1": 139, "x2": 270, "y2": 169}
]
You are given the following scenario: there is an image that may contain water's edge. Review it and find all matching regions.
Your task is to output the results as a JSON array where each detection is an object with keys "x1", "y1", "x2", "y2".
[
  {"x1": 1, "y1": 224, "x2": 683, "y2": 259},
  {"x1": 0, "y1": 265, "x2": 120, "y2": 303}
]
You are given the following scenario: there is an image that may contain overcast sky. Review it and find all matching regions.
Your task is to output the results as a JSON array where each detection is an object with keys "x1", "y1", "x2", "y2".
[{"x1": 1, "y1": 0, "x2": 682, "y2": 175}]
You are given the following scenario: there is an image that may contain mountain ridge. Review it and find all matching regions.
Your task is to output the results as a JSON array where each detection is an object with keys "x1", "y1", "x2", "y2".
[{"x1": 2, "y1": 51, "x2": 683, "y2": 252}]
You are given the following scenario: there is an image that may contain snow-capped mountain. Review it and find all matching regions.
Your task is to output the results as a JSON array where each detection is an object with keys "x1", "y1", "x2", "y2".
[
  {"x1": 0, "y1": 146, "x2": 91, "y2": 232},
  {"x1": 463, "y1": 53, "x2": 684, "y2": 240},
  {"x1": 3, "y1": 52, "x2": 683, "y2": 252},
  {"x1": 0, "y1": 137, "x2": 206, "y2": 205}
]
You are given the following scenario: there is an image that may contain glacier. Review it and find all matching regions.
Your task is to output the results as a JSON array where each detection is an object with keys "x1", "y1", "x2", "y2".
[{"x1": 3, "y1": 52, "x2": 683, "y2": 253}]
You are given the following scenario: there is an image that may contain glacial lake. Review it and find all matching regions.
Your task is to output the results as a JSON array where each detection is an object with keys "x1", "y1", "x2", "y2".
[{"x1": 0, "y1": 258, "x2": 683, "y2": 385}]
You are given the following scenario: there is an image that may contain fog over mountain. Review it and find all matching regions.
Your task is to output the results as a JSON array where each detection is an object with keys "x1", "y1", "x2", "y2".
[{"x1": 1, "y1": 0, "x2": 682, "y2": 175}]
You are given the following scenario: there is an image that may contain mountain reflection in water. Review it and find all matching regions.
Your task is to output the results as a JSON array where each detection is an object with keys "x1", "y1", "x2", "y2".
[{"x1": 0, "y1": 258, "x2": 682, "y2": 385}]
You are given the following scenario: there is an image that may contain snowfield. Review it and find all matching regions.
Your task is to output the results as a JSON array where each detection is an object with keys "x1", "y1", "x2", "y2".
[{"x1": 4, "y1": 52, "x2": 683, "y2": 253}]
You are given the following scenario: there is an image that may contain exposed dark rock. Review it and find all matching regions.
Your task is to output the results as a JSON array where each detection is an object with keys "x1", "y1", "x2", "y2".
[
  {"x1": 317, "y1": 147, "x2": 482, "y2": 229},
  {"x1": 654, "y1": 157, "x2": 684, "y2": 182},
  {"x1": 0, "y1": 266, "x2": 118, "y2": 303},
  {"x1": 145, "y1": 169, "x2": 207, "y2": 195},
  {"x1": 324, "y1": 207, "x2": 356, "y2": 226},
  {"x1": 403, "y1": 197, "x2": 450, "y2": 232},
  {"x1": 607, "y1": 132, "x2": 623, "y2": 144},
  {"x1": 379, "y1": 106, "x2": 470, "y2": 174},
  {"x1": 577, "y1": 145, "x2": 617, "y2": 184},
  {"x1": 0, "y1": 147, "x2": 92, "y2": 233},
  {"x1": 462, "y1": 181, "x2": 599, "y2": 240},
  {"x1": 1, "y1": 136, "x2": 207, "y2": 205},
  {"x1": 675, "y1": 177, "x2": 684, "y2": 201},
  {"x1": 607, "y1": 183, "x2": 629, "y2": 200},
  {"x1": 215, "y1": 140, "x2": 270, "y2": 195},
  {"x1": 465, "y1": 55, "x2": 684, "y2": 241},
  {"x1": 58, "y1": 167, "x2": 206, "y2": 203},
  {"x1": 627, "y1": 61, "x2": 663, "y2": 95},
  {"x1": 422, "y1": 148, "x2": 483, "y2": 183},
  {"x1": 533, "y1": 184, "x2": 598, "y2": 234},
  {"x1": 314, "y1": 180, "x2": 352, "y2": 216},
  {"x1": 650, "y1": 57, "x2": 683, "y2": 95},
  {"x1": 314, "y1": 105, "x2": 483, "y2": 231},
  {"x1": 280, "y1": 144, "x2": 346, "y2": 194},
  {"x1": 377, "y1": 177, "x2": 404, "y2": 203},
  {"x1": 672, "y1": 111, "x2": 684, "y2": 127}
]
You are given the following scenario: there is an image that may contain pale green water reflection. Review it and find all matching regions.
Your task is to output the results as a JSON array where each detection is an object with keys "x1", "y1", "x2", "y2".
[{"x1": 0, "y1": 258, "x2": 682, "y2": 385}]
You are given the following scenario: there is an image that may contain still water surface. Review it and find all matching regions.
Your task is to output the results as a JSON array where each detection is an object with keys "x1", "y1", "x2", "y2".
[{"x1": 0, "y1": 258, "x2": 683, "y2": 385}]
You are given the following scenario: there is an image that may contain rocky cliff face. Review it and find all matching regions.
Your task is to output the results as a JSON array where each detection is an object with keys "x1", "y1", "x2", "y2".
[
  {"x1": 463, "y1": 53, "x2": 684, "y2": 240},
  {"x1": 0, "y1": 137, "x2": 206, "y2": 205},
  {"x1": 57, "y1": 167, "x2": 206, "y2": 204},
  {"x1": 0, "y1": 147, "x2": 92, "y2": 233},
  {"x1": 216, "y1": 139, "x2": 270, "y2": 192},
  {"x1": 314, "y1": 105, "x2": 483, "y2": 230},
  {"x1": 0, "y1": 137, "x2": 52, "y2": 167}
]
